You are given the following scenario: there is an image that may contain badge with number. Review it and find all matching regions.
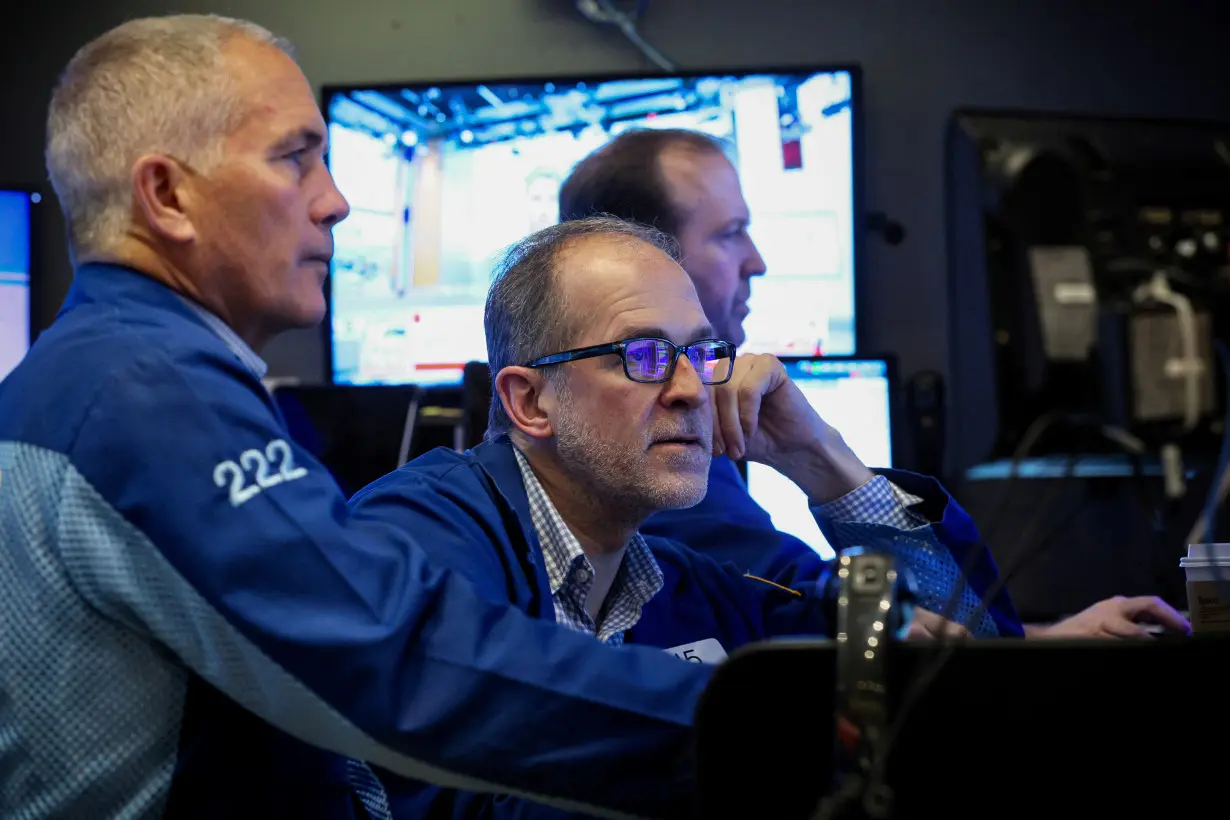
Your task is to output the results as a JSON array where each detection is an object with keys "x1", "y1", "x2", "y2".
[{"x1": 664, "y1": 638, "x2": 728, "y2": 665}]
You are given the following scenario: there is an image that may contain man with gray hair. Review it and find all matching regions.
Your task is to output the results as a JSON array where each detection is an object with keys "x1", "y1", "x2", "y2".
[
  {"x1": 351, "y1": 215, "x2": 973, "y2": 818},
  {"x1": 559, "y1": 127, "x2": 1190, "y2": 641},
  {"x1": 0, "y1": 15, "x2": 719, "y2": 820}
]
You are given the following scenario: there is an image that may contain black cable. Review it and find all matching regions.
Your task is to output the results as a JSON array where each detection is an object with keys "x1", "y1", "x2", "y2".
[
  {"x1": 948, "y1": 452, "x2": 1082, "y2": 636},
  {"x1": 981, "y1": 411, "x2": 1084, "y2": 545},
  {"x1": 861, "y1": 411, "x2": 1122, "y2": 806},
  {"x1": 1192, "y1": 339, "x2": 1230, "y2": 606},
  {"x1": 829, "y1": 332, "x2": 1229, "y2": 815},
  {"x1": 1127, "y1": 447, "x2": 1188, "y2": 606},
  {"x1": 857, "y1": 451, "x2": 1081, "y2": 809},
  {"x1": 931, "y1": 411, "x2": 1085, "y2": 647},
  {"x1": 828, "y1": 416, "x2": 1075, "y2": 817},
  {"x1": 974, "y1": 345, "x2": 1230, "y2": 623},
  {"x1": 589, "y1": 0, "x2": 677, "y2": 72},
  {"x1": 952, "y1": 418, "x2": 1161, "y2": 633},
  {"x1": 875, "y1": 349, "x2": 1229, "y2": 798}
]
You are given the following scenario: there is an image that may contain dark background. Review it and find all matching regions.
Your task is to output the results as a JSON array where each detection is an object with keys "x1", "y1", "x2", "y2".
[{"x1": 4, "y1": 0, "x2": 1229, "y2": 473}]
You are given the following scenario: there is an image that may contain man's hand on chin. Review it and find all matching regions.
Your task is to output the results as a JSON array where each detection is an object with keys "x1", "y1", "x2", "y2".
[
  {"x1": 1025, "y1": 596, "x2": 1191, "y2": 639},
  {"x1": 710, "y1": 353, "x2": 873, "y2": 502}
]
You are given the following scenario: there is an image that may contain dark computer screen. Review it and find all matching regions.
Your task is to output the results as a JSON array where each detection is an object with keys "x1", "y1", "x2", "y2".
[{"x1": 745, "y1": 357, "x2": 894, "y2": 558}]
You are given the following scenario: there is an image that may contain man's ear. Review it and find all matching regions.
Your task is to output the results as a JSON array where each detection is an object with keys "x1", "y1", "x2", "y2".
[
  {"x1": 130, "y1": 154, "x2": 198, "y2": 244},
  {"x1": 495, "y1": 366, "x2": 555, "y2": 440}
]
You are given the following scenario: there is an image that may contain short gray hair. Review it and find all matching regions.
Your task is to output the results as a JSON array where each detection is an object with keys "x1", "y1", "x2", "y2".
[
  {"x1": 46, "y1": 14, "x2": 293, "y2": 262},
  {"x1": 484, "y1": 216, "x2": 681, "y2": 437}
]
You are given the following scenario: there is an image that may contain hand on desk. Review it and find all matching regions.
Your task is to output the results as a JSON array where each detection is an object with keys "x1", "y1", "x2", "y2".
[
  {"x1": 1025, "y1": 596, "x2": 1191, "y2": 639},
  {"x1": 906, "y1": 608, "x2": 972, "y2": 640},
  {"x1": 711, "y1": 353, "x2": 873, "y2": 503}
]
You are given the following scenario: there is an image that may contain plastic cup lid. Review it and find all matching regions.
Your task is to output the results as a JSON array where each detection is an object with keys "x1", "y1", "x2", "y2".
[{"x1": 1187, "y1": 543, "x2": 1230, "y2": 561}]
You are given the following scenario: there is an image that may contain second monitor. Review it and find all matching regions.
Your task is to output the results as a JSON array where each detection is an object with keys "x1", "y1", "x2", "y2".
[{"x1": 744, "y1": 356, "x2": 895, "y2": 559}]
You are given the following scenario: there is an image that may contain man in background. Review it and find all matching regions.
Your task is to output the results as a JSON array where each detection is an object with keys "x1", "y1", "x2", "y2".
[
  {"x1": 0, "y1": 16, "x2": 718, "y2": 819},
  {"x1": 358, "y1": 216, "x2": 978, "y2": 817},
  {"x1": 559, "y1": 128, "x2": 1189, "y2": 639}
]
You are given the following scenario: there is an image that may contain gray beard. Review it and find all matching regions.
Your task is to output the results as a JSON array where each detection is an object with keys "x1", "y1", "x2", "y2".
[{"x1": 552, "y1": 380, "x2": 709, "y2": 523}]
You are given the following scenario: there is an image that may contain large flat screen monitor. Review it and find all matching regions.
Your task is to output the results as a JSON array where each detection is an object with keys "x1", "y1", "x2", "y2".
[
  {"x1": 745, "y1": 356, "x2": 895, "y2": 559},
  {"x1": 0, "y1": 188, "x2": 36, "y2": 383},
  {"x1": 324, "y1": 67, "x2": 861, "y2": 386}
]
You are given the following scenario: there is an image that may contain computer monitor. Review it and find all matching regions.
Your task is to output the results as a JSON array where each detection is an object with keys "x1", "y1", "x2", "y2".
[
  {"x1": 745, "y1": 356, "x2": 895, "y2": 559},
  {"x1": 323, "y1": 67, "x2": 862, "y2": 386},
  {"x1": 0, "y1": 188, "x2": 37, "y2": 383}
]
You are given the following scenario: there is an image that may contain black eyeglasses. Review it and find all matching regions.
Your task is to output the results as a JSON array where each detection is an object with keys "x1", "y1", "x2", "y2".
[{"x1": 524, "y1": 337, "x2": 736, "y2": 385}]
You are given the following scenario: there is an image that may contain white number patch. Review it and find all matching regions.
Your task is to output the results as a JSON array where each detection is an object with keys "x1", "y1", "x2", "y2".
[{"x1": 213, "y1": 438, "x2": 309, "y2": 507}]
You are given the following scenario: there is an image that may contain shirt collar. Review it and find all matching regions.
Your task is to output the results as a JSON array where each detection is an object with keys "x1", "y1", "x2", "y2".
[
  {"x1": 512, "y1": 446, "x2": 663, "y2": 606},
  {"x1": 176, "y1": 296, "x2": 268, "y2": 380}
]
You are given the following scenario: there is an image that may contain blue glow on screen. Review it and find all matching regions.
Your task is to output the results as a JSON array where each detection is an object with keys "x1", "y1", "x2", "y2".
[{"x1": 0, "y1": 190, "x2": 32, "y2": 382}]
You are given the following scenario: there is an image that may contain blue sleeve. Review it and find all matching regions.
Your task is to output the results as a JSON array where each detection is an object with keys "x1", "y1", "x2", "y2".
[
  {"x1": 787, "y1": 470, "x2": 1022, "y2": 637},
  {"x1": 644, "y1": 458, "x2": 1022, "y2": 638},
  {"x1": 64, "y1": 349, "x2": 710, "y2": 819},
  {"x1": 869, "y1": 470, "x2": 1022, "y2": 637}
]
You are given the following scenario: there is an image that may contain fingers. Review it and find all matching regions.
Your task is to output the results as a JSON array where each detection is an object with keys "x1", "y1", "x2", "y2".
[
  {"x1": 712, "y1": 375, "x2": 744, "y2": 460},
  {"x1": 736, "y1": 379, "x2": 763, "y2": 447},
  {"x1": 1118, "y1": 596, "x2": 1192, "y2": 635},
  {"x1": 907, "y1": 608, "x2": 972, "y2": 640},
  {"x1": 711, "y1": 354, "x2": 784, "y2": 461},
  {"x1": 1099, "y1": 616, "x2": 1152, "y2": 639}
]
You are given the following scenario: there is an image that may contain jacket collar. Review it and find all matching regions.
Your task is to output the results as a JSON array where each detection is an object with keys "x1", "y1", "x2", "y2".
[
  {"x1": 466, "y1": 436, "x2": 554, "y2": 606},
  {"x1": 63, "y1": 263, "x2": 267, "y2": 379},
  {"x1": 469, "y1": 435, "x2": 535, "y2": 519},
  {"x1": 468, "y1": 435, "x2": 686, "y2": 602}
]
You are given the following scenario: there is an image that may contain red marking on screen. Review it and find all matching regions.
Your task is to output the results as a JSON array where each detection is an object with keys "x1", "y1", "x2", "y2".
[{"x1": 782, "y1": 139, "x2": 802, "y2": 170}]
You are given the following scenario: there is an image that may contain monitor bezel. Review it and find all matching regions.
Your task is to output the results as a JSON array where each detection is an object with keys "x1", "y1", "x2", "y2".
[{"x1": 318, "y1": 63, "x2": 866, "y2": 386}]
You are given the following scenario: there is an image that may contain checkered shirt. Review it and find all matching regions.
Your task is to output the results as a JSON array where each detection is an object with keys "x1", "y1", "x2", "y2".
[{"x1": 513, "y1": 448, "x2": 664, "y2": 644}]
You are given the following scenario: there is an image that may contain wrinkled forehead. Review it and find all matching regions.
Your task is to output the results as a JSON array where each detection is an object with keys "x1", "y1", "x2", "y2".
[{"x1": 222, "y1": 39, "x2": 325, "y2": 144}]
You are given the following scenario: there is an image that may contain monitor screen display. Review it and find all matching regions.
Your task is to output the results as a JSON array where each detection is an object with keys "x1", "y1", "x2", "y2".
[
  {"x1": 0, "y1": 189, "x2": 34, "y2": 383},
  {"x1": 324, "y1": 68, "x2": 859, "y2": 386},
  {"x1": 745, "y1": 358, "x2": 892, "y2": 559}
]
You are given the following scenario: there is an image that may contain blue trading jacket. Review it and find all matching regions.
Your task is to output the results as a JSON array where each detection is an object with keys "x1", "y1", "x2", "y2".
[
  {"x1": 349, "y1": 437, "x2": 1020, "y2": 818},
  {"x1": 0, "y1": 264, "x2": 713, "y2": 820},
  {"x1": 347, "y1": 438, "x2": 837, "y2": 819},
  {"x1": 643, "y1": 456, "x2": 1023, "y2": 637}
]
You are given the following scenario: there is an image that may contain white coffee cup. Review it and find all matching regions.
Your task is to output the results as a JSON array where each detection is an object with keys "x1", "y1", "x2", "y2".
[{"x1": 1181, "y1": 543, "x2": 1230, "y2": 633}]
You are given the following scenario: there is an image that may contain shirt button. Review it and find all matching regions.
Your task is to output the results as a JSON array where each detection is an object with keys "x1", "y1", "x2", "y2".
[{"x1": 576, "y1": 568, "x2": 591, "y2": 583}]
